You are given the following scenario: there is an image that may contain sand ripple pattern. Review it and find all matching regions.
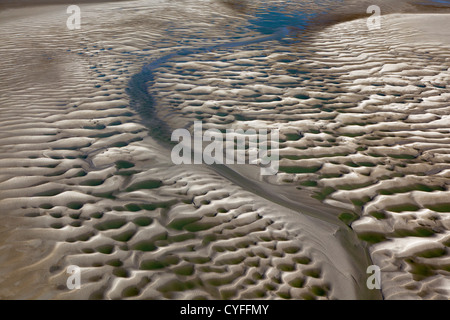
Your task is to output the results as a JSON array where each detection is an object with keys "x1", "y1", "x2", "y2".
[
  {"x1": 0, "y1": 1, "x2": 375, "y2": 300},
  {"x1": 149, "y1": 15, "x2": 450, "y2": 299}
]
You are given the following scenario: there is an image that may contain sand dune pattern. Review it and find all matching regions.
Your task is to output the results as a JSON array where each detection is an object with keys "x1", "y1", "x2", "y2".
[
  {"x1": 149, "y1": 14, "x2": 450, "y2": 299},
  {"x1": 0, "y1": 0, "x2": 449, "y2": 300}
]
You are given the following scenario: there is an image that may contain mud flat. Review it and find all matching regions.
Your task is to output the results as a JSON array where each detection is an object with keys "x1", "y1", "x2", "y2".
[
  {"x1": 149, "y1": 12, "x2": 450, "y2": 299},
  {"x1": 0, "y1": 0, "x2": 448, "y2": 300},
  {"x1": 0, "y1": 0, "x2": 381, "y2": 300}
]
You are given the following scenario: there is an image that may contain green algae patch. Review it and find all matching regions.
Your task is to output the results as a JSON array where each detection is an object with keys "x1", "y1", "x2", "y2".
[
  {"x1": 112, "y1": 230, "x2": 136, "y2": 242},
  {"x1": 311, "y1": 285, "x2": 327, "y2": 297},
  {"x1": 417, "y1": 248, "x2": 446, "y2": 258},
  {"x1": 394, "y1": 227, "x2": 434, "y2": 238},
  {"x1": 97, "y1": 244, "x2": 114, "y2": 254},
  {"x1": 405, "y1": 259, "x2": 435, "y2": 281},
  {"x1": 126, "y1": 179, "x2": 162, "y2": 192},
  {"x1": 122, "y1": 286, "x2": 139, "y2": 297},
  {"x1": 133, "y1": 241, "x2": 157, "y2": 252},
  {"x1": 113, "y1": 268, "x2": 129, "y2": 278},
  {"x1": 294, "y1": 257, "x2": 311, "y2": 265},
  {"x1": 339, "y1": 212, "x2": 359, "y2": 226},
  {"x1": 94, "y1": 219, "x2": 127, "y2": 231},
  {"x1": 369, "y1": 211, "x2": 387, "y2": 220},
  {"x1": 303, "y1": 268, "x2": 321, "y2": 278},
  {"x1": 388, "y1": 154, "x2": 417, "y2": 159},
  {"x1": 386, "y1": 204, "x2": 420, "y2": 212},
  {"x1": 379, "y1": 184, "x2": 444, "y2": 195},
  {"x1": 312, "y1": 187, "x2": 336, "y2": 201},
  {"x1": 358, "y1": 232, "x2": 386, "y2": 244},
  {"x1": 173, "y1": 264, "x2": 195, "y2": 276},
  {"x1": 288, "y1": 277, "x2": 305, "y2": 288},
  {"x1": 80, "y1": 179, "x2": 104, "y2": 186},
  {"x1": 425, "y1": 203, "x2": 450, "y2": 213},
  {"x1": 34, "y1": 189, "x2": 63, "y2": 197},
  {"x1": 67, "y1": 202, "x2": 83, "y2": 210},
  {"x1": 140, "y1": 255, "x2": 180, "y2": 271},
  {"x1": 168, "y1": 217, "x2": 201, "y2": 231},
  {"x1": 184, "y1": 221, "x2": 219, "y2": 232},
  {"x1": 115, "y1": 160, "x2": 135, "y2": 169},
  {"x1": 284, "y1": 133, "x2": 302, "y2": 141},
  {"x1": 300, "y1": 180, "x2": 317, "y2": 187},
  {"x1": 124, "y1": 203, "x2": 142, "y2": 212},
  {"x1": 278, "y1": 264, "x2": 296, "y2": 272},
  {"x1": 350, "y1": 196, "x2": 371, "y2": 207},
  {"x1": 140, "y1": 260, "x2": 165, "y2": 270},
  {"x1": 279, "y1": 166, "x2": 321, "y2": 174},
  {"x1": 133, "y1": 216, "x2": 153, "y2": 227},
  {"x1": 336, "y1": 182, "x2": 373, "y2": 190}
]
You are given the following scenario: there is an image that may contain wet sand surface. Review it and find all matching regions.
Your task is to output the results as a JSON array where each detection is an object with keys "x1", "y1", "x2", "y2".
[{"x1": 0, "y1": 0, "x2": 449, "y2": 300}]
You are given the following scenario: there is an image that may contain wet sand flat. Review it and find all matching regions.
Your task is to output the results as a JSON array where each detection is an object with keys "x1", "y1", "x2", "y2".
[{"x1": 0, "y1": 0, "x2": 449, "y2": 300}]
